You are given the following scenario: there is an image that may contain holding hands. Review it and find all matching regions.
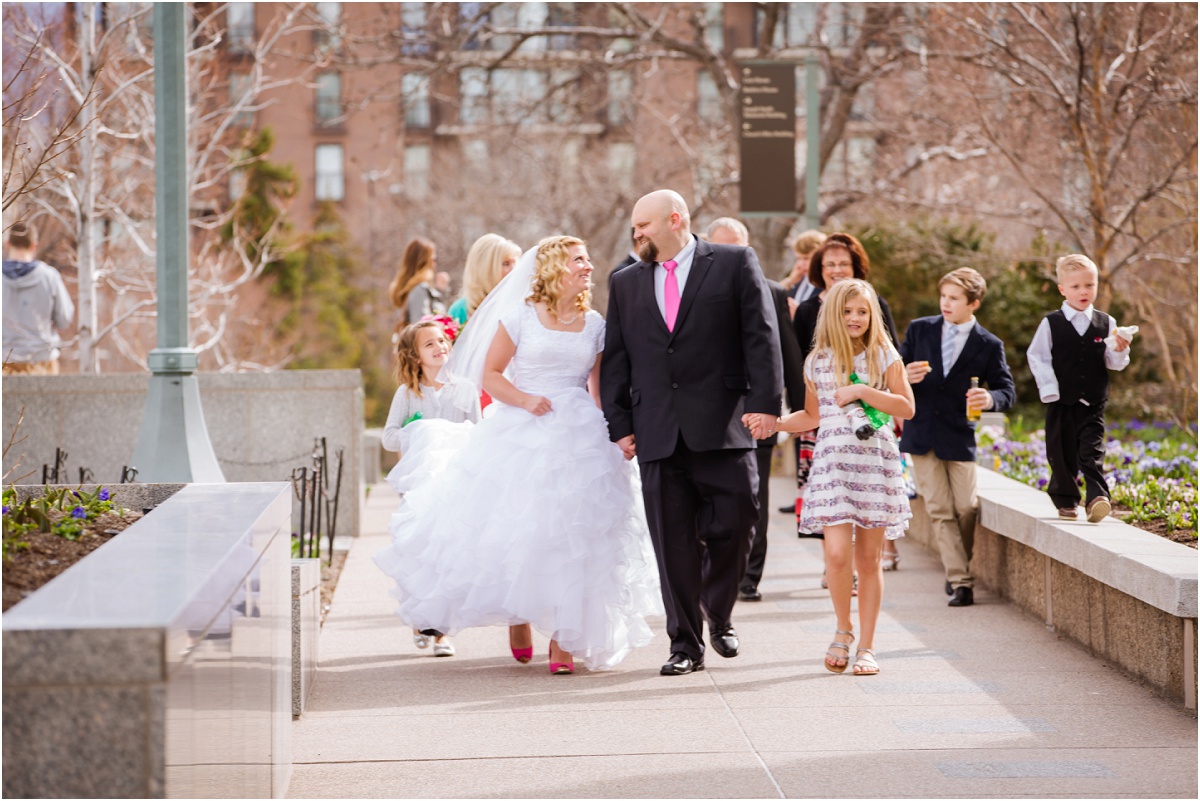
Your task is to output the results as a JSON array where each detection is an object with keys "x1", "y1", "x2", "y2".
[{"x1": 742, "y1": 413, "x2": 779, "y2": 440}]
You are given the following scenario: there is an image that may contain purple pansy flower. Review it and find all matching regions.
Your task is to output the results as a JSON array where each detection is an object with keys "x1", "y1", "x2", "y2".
[{"x1": 71, "y1": 506, "x2": 87, "y2": 519}]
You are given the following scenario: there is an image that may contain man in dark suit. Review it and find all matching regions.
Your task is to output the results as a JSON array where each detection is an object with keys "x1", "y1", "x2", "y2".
[
  {"x1": 602, "y1": 191, "x2": 782, "y2": 676},
  {"x1": 705, "y1": 218, "x2": 804, "y2": 603},
  {"x1": 899, "y1": 268, "x2": 1016, "y2": 608}
]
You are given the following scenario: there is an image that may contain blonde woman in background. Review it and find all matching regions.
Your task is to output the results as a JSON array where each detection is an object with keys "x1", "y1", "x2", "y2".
[
  {"x1": 389, "y1": 237, "x2": 445, "y2": 339},
  {"x1": 783, "y1": 230, "x2": 827, "y2": 311},
  {"x1": 448, "y1": 233, "x2": 521, "y2": 325}
]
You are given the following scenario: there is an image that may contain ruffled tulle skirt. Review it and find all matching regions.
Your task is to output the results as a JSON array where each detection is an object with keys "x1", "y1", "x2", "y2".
[{"x1": 373, "y1": 388, "x2": 662, "y2": 670}]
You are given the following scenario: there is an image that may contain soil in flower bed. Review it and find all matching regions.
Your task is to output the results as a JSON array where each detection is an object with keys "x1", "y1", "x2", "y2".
[
  {"x1": 1112, "y1": 504, "x2": 1198, "y2": 549},
  {"x1": 2, "y1": 509, "x2": 144, "y2": 612},
  {"x1": 5, "y1": 515, "x2": 353, "y2": 616}
]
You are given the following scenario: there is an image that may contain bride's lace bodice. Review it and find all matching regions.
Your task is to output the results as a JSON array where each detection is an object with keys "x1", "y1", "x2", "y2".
[{"x1": 499, "y1": 303, "x2": 604, "y2": 395}]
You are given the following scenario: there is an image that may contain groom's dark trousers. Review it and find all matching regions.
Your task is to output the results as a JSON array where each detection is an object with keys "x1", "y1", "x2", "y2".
[{"x1": 602, "y1": 237, "x2": 783, "y2": 661}]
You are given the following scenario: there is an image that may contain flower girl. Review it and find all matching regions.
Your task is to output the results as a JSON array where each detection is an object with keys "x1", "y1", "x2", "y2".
[
  {"x1": 777, "y1": 279, "x2": 914, "y2": 676},
  {"x1": 380, "y1": 320, "x2": 481, "y2": 657}
]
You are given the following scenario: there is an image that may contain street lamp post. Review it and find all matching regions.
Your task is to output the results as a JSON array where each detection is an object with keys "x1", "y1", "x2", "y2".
[{"x1": 129, "y1": 2, "x2": 225, "y2": 483}]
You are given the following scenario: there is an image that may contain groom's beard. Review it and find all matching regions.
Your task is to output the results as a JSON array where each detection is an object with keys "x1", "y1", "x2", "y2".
[{"x1": 636, "y1": 238, "x2": 658, "y2": 264}]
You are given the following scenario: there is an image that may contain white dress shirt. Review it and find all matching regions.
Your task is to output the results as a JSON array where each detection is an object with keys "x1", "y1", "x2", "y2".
[
  {"x1": 1027, "y1": 301, "x2": 1130, "y2": 403},
  {"x1": 942, "y1": 316, "x2": 976, "y2": 371},
  {"x1": 653, "y1": 236, "x2": 698, "y2": 320}
]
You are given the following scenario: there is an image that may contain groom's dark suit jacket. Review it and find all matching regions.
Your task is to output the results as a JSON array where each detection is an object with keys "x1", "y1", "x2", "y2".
[{"x1": 602, "y1": 237, "x2": 783, "y2": 462}]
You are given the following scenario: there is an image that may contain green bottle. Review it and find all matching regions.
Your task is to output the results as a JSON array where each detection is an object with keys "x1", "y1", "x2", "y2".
[
  {"x1": 402, "y1": 411, "x2": 423, "y2": 427},
  {"x1": 848, "y1": 373, "x2": 892, "y2": 440}
]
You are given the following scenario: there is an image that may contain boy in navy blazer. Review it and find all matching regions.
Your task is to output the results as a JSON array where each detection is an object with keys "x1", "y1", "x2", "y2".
[{"x1": 900, "y1": 268, "x2": 1015, "y2": 608}]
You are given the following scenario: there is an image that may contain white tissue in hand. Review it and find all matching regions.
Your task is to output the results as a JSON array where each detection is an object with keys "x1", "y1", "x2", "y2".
[{"x1": 1103, "y1": 324, "x2": 1138, "y2": 348}]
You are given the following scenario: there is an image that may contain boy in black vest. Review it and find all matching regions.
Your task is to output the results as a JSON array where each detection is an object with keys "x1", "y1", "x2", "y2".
[{"x1": 1027, "y1": 254, "x2": 1131, "y2": 523}]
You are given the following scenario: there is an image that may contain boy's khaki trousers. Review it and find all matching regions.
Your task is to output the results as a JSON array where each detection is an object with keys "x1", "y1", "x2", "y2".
[{"x1": 911, "y1": 452, "x2": 978, "y2": 590}]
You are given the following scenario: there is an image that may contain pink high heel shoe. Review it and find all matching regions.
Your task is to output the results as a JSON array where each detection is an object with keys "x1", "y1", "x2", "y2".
[
  {"x1": 549, "y1": 642, "x2": 574, "y2": 675},
  {"x1": 509, "y1": 624, "x2": 533, "y2": 664}
]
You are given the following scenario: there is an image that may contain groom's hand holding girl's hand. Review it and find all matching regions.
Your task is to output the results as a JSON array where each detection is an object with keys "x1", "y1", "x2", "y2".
[{"x1": 741, "y1": 413, "x2": 779, "y2": 440}]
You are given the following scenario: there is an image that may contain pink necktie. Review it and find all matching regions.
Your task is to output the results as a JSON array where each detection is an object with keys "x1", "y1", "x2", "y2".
[{"x1": 663, "y1": 260, "x2": 680, "y2": 331}]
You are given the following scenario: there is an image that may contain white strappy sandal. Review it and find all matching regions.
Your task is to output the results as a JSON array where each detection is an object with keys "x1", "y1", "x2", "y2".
[{"x1": 825, "y1": 629, "x2": 855, "y2": 673}]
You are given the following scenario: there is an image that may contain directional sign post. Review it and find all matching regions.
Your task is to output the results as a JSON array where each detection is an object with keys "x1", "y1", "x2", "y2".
[{"x1": 738, "y1": 63, "x2": 797, "y2": 216}]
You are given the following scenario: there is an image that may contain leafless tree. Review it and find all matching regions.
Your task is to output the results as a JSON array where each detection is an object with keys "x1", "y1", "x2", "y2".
[
  {"x1": 4, "y1": 2, "x2": 329, "y2": 373},
  {"x1": 917, "y1": 2, "x2": 1197, "y2": 409}
]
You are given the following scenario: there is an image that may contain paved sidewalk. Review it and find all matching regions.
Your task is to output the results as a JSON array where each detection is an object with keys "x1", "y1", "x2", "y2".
[{"x1": 289, "y1": 478, "x2": 1197, "y2": 799}]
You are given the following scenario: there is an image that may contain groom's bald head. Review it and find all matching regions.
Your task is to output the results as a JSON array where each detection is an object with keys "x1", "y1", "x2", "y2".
[
  {"x1": 631, "y1": 190, "x2": 692, "y2": 263},
  {"x1": 635, "y1": 190, "x2": 691, "y2": 230}
]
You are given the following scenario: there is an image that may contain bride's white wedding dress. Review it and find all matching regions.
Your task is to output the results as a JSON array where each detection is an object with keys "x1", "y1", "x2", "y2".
[{"x1": 373, "y1": 301, "x2": 662, "y2": 670}]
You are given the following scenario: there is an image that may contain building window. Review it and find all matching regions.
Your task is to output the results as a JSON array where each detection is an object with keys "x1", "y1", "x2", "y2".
[
  {"x1": 704, "y1": 3, "x2": 724, "y2": 51},
  {"x1": 608, "y1": 71, "x2": 633, "y2": 127},
  {"x1": 463, "y1": 139, "x2": 488, "y2": 177},
  {"x1": 399, "y1": 2, "x2": 429, "y2": 55},
  {"x1": 402, "y1": 74, "x2": 431, "y2": 128},
  {"x1": 229, "y1": 169, "x2": 247, "y2": 201},
  {"x1": 547, "y1": 67, "x2": 580, "y2": 124},
  {"x1": 404, "y1": 144, "x2": 430, "y2": 199},
  {"x1": 314, "y1": 2, "x2": 341, "y2": 51},
  {"x1": 459, "y1": 2, "x2": 488, "y2": 51},
  {"x1": 230, "y1": 72, "x2": 253, "y2": 127},
  {"x1": 459, "y1": 68, "x2": 489, "y2": 125},
  {"x1": 315, "y1": 144, "x2": 344, "y2": 201},
  {"x1": 492, "y1": 69, "x2": 547, "y2": 125},
  {"x1": 315, "y1": 72, "x2": 341, "y2": 124},
  {"x1": 608, "y1": 142, "x2": 636, "y2": 195},
  {"x1": 490, "y1": 3, "x2": 548, "y2": 53},
  {"x1": 546, "y1": 3, "x2": 577, "y2": 50},
  {"x1": 226, "y1": 3, "x2": 255, "y2": 53},
  {"x1": 697, "y1": 71, "x2": 722, "y2": 125}
]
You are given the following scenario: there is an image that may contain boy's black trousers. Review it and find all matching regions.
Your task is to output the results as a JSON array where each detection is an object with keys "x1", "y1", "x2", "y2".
[{"x1": 1045, "y1": 400, "x2": 1109, "y2": 509}]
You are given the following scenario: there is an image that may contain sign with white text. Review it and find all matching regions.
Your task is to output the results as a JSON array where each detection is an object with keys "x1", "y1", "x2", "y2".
[{"x1": 738, "y1": 63, "x2": 796, "y2": 215}]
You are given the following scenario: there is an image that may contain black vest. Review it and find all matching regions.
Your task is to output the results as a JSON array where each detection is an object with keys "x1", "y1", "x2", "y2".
[{"x1": 1047, "y1": 309, "x2": 1111, "y2": 405}]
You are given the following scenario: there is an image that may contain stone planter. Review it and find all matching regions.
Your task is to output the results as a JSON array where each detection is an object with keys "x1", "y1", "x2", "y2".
[
  {"x1": 3, "y1": 483, "x2": 293, "y2": 798},
  {"x1": 908, "y1": 468, "x2": 1198, "y2": 708},
  {"x1": 291, "y1": 559, "x2": 320, "y2": 718}
]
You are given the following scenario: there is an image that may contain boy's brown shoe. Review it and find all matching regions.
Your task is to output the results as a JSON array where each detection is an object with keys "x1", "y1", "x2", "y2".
[
  {"x1": 1057, "y1": 507, "x2": 1078, "y2": 520},
  {"x1": 1086, "y1": 497, "x2": 1111, "y2": 523}
]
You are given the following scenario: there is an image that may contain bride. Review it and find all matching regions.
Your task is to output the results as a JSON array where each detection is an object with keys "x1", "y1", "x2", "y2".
[{"x1": 373, "y1": 235, "x2": 662, "y2": 673}]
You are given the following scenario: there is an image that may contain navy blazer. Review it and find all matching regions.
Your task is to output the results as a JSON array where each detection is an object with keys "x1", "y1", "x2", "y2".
[
  {"x1": 898, "y1": 315, "x2": 1016, "y2": 461},
  {"x1": 601, "y1": 237, "x2": 783, "y2": 463}
]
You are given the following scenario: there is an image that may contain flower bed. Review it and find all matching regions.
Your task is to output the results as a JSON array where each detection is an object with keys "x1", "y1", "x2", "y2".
[
  {"x1": 978, "y1": 421, "x2": 1198, "y2": 547},
  {"x1": 2, "y1": 485, "x2": 145, "y2": 611}
]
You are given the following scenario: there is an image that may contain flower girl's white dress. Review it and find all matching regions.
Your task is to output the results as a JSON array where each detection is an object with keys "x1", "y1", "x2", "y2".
[{"x1": 373, "y1": 302, "x2": 662, "y2": 670}]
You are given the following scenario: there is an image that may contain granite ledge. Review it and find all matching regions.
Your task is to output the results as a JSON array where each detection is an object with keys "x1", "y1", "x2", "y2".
[{"x1": 977, "y1": 468, "x2": 1198, "y2": 618}]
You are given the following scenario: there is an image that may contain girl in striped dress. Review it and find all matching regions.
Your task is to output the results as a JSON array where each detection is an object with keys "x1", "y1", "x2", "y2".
[{"x1": 777, "y1": 279, "x2": 914, "y2": 677}]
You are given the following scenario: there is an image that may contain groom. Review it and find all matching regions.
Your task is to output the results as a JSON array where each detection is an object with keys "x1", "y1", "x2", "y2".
[{"x1": 602, "y1": 189, "x2": 782, "y2": 675}]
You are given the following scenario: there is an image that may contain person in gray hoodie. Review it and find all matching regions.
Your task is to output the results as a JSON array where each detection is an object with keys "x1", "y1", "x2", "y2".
[{"x1": 3, "y1": 221, "x2": 74, "y2": 374}]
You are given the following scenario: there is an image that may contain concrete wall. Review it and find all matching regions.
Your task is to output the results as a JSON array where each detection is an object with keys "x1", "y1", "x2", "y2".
[
  {"x1": 908, "y1": 467, "x2": 1198, "y2": 708},
  {"x1": 3, "y1": 483, "x2": 293, "y2": 798},
  {"x1": 2, "y1": 371, "x2": 363, "y2": 538}
]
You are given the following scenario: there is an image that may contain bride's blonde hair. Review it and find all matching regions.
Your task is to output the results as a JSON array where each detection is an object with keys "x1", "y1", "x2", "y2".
[
  {"x1": 811, "y1": 278, "x2": 897, "y2": 388},
  {"x1": 528, "y1": 235, "x2": 590, "y2": 319}
]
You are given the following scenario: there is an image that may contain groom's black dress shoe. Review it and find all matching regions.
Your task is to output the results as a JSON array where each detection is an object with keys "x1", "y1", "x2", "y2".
[
  {"x1": 738, "y1": 586, "x2": 763, "y2": 602},
  {"x1": 660, "y1": 652, "x2": 704, "y2": 675},
  {"x1": 709, "y1": 625, "x2": 739, "y2": 658}
]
